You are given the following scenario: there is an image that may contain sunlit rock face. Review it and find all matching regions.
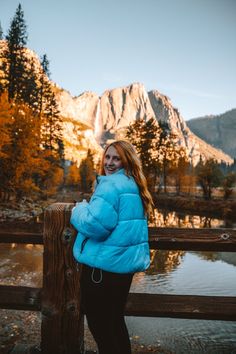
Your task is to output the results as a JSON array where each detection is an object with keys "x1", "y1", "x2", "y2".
[
  {"x1": 148, "y1": 90, "x2": 234, "y2": 165},
  {"x1": 58, "y1": 83, "x2": 233, "y2": 165},
  {"x1": 99, "y1": 83, "x2": 155, "y2": 141},
  {"x1": 58, "y1": 82, "x2": 233, "y2": 165},
  {"x1": 56, "y1": 88, "x2": 103, "y2": 164},
  {"x1": 1, "y1": 39, "x2": 232, "y2": 166}
]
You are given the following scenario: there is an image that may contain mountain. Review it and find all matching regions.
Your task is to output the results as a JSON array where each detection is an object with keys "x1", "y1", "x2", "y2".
[
  {"x1": 56, "y1": 83, "x2": 233, "y2": 166},
  {"x1": 0, "y1": 40, "x2": 233, "y2": 166},
  {"x1": 186, "y1": 109, "x2": 236, "y2": 159},
  {"x1": 0, "y1": 40, "x2": 103, "y2": 166}
]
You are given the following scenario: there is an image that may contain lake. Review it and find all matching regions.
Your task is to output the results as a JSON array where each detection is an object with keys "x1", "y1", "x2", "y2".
[{"x1": 0, "y1": 209, "x2": 236, "y2": 353}]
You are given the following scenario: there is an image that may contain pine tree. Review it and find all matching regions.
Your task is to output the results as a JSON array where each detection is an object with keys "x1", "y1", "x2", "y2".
[
  {"x1": 39, "y1": 54, "x2": 63, "y2": 154},
  {"x1": 196, "y1": 158, "x2": 223, "y2": 200},
  {"x1": 126, "y1": 118, "x2": 188, "y2": 193},
  {"x1": 126, "y1": 118, "x2": 160, "y2": 184},
  {"x1": 5, "y1": 3, "x2": 28, "y2": 102},
  {"x1": 0, "y1": 21, "x2": 3, "y2": 40}
]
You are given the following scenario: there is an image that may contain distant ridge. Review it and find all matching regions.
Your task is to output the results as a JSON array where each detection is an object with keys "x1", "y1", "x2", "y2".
[{"x1": 187, "y1": 109, "x2": 236, "y2": 159}]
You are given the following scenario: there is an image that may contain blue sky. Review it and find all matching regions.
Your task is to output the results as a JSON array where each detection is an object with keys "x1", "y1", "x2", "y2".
[{"x1": 1, "y1": 0, "x2": 236, "y2": 120}]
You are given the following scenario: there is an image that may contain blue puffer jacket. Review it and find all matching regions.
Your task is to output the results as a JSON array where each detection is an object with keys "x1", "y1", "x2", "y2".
[{"x1": 70, "y1": 168, "x2": 150, "y2": 273}]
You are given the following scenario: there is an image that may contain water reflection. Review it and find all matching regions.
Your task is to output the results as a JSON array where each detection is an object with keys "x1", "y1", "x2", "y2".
[
  {"x1": 150, "y1": 208, "x2": 235, "y2": 229},
  {"x1": 146, "y1": 208, "x2": 236, "y2": 277},
  {"x1": 147, "y1": 250, "x2": 185, "y2": 275},
  {"x1": 1, "y1": 209, "x2": 236, "y2": 353},
  {"x1": 0, "y1": 243, "x2": 43, "y2": 287}
]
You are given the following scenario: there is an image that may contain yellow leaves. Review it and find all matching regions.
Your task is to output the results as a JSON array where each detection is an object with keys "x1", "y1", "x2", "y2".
[
  {"x1": 0, "y1": 95, "x2": 64, "y2": 198},
  {"x1": 0, "y1": 92, "x2": 13, "y2": 157},
  {"x1": 65, "y1": 163, "x2": 80, "y2": 186}
]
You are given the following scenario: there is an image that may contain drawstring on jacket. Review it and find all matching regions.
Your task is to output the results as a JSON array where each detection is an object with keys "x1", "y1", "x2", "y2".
[{"x1": 91, "y1": 267, "x2": 103, "y2": 284}]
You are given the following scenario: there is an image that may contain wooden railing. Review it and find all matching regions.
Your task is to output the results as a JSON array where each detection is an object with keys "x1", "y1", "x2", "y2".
[{"x1": 0, "y1": 202, "x2": 236, "y2": 354}]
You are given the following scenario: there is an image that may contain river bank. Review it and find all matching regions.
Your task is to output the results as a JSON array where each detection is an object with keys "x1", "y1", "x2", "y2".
[
  {"x1": 1, "y1": 195, "x2": 235, "y2": 353},
  {"x1": 1, "y1": 192, "x2": 236, "y2": 226},
  {"x1": 154, "y1": 195, "x2": 236, "y2": 221}
]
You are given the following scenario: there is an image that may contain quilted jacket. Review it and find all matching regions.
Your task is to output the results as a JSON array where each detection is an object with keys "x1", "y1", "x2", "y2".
[{"x1": 70, "y1": 168, "x2": 150, "y2": 273}]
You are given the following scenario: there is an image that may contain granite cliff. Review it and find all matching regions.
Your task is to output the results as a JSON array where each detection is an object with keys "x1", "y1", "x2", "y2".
[
  {"x1": 56, "y1": 83, "x2": 233, "y2": 165},
  {"x1": 0, "y1": 40, "x2": 233, "y2": 166},
  {"x1": 187, "y1": 109, "x2": 236, "y2": 159}
]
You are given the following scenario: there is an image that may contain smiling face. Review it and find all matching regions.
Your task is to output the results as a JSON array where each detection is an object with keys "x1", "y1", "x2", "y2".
[{"x1": 103, "y1": 145, "x2": 123, "y2": 175}]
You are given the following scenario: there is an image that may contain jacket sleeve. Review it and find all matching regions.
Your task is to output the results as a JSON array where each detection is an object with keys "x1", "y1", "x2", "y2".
[{"x1": 70, "y1": 179, "x2": 119, "y2": 241}]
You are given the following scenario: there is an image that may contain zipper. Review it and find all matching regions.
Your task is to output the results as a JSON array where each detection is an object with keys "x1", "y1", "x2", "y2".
[{"x1": 80, "y1": 237, "x2": 89, "y2": 253}]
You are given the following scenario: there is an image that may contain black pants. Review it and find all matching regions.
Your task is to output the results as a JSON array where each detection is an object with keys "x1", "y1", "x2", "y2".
[{"x1": 80, "y1": 264, "x2": 134, "y2": 354}]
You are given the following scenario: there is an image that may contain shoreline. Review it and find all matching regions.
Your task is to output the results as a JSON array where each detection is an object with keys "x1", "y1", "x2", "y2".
[
  {"x1": 1, "y1": 193, "x2": 236, "y2": 226},
  {"x1": 154, "y1": 195, "x2": 236, "y2": 221}
]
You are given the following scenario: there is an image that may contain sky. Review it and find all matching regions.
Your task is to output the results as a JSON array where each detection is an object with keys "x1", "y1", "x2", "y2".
[{"x1": 1, "y1": 0, "x2": 236, "y2": 120}]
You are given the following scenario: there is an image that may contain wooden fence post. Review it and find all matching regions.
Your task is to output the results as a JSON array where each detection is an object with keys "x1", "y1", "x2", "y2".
[{"x1": 41, "y1": 203, "x2": 84, "y2": 354}]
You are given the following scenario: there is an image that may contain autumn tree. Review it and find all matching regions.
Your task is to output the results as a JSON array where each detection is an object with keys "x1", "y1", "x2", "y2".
[
  {"x1": 79, "y1": 149, "x2": 96, "y2": 193},
  {"x1": 196, "y1": 158, "x2": 223, "y2": 200},
  {"x1": 3, "y1": 103, "x2": 42, "y2": 200},
  {"x1": 65, "y1": 161, "x2": 81, "y2": 188},
  {"x1": 0, "y1": 5, "x2": 64, "y2": 200},
  {"x1": 0, "y1": 93, "x2": 13, "y2": 200}
]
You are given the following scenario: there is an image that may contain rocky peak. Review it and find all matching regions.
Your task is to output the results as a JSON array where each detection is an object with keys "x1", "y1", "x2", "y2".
[
  {"x1": 0, "y1": 39, "x2": 233, "y2": 166},
  {"x1": 57, "y1": 82, "x2": 233, "y2": 165}
]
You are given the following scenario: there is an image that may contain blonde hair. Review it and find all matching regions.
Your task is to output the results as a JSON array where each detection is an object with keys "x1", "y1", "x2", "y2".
[{"x1": 100, "y1": 140, "x2": 154, "y2": 217}]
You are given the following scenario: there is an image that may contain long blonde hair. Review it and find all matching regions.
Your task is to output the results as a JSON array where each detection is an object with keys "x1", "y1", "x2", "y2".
[{"x1": 100, "y1": 140, "x2": 154, "y2": 217}]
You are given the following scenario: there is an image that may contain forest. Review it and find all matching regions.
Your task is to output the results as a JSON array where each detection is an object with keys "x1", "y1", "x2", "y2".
[{"x1": 0, "y1": 4, "x2": 236, "y2": 205}]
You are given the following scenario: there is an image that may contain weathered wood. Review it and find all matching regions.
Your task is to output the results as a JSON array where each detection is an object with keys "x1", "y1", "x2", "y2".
[
  {"x1": 126, "y1": 293, "x2": 236, "y2": 321},
  {"x1": 1, "y1": 284, "x2": 235, "y2": 322},
  {"x1": 1, "y1": 227, "x2": 236, "y2": 252},
  {"x1": 149, "y1": 227, "x2": 236, "y2": 252},
  {"x1": 0, "y1": 285, "x2": 41, "y2": 311},
  {"x1": 0, "y1": 231, "x2": 43, "y2": 244},
  {"x1": 1, "y1": 203, "x2": 236, "y2": 353},
  {"x1": 41, "y1": 203, "x2": 84, "y2": 354}
]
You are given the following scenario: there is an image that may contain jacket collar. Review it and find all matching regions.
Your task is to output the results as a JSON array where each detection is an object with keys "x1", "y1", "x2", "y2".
[{"x1": 96, "y1": 168, "x2": 125, "y2": 183}]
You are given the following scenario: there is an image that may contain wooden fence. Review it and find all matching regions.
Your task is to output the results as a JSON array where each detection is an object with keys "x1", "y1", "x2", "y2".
[{"x1": 0, "y1": 202, "x2": 236, "y2": 353}]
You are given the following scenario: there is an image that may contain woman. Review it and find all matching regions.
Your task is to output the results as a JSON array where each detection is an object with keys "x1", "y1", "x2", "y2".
[{"x1": 70, "y1": 140, "x2": 153, "y2": 354}]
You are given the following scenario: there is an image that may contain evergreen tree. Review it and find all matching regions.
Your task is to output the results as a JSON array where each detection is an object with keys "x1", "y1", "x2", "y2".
[
  {"x1": 126, "y1": 117, "x2": 160, "y2": 190},
  {"x1": 126, "y1": 118, "x2": 188, "y2": 193},
  {"x1": 222, "y1": 172, "x2": 236, "y2": 200},
  {"x1": 156, "y1": 121, "x2": 188, "y2": 193},
  {"x1": 0, "y1": 21, "x2": 3, "y2": 40},
  {"x1": 5, "y1": 3, "x2": 28, "y2": 102},
  {"x1": 39, "y1": 54, "x2": 62, "y2": 154},
  {"x1": 196, "y1": 158, "x2": 223, "y2": 200}
]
